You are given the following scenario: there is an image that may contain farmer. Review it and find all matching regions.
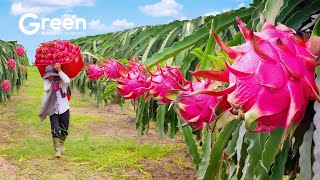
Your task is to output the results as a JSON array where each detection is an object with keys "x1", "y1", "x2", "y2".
[{"x1": 39, "y1": 63, "x2": 70, "y2": 158}]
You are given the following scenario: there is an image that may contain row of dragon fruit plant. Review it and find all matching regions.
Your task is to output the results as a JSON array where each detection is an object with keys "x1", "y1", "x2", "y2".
[
  {"x1": 72, "y1": 0, "x2": 320, "y2": 179},
  {"x1": 0, "y1": 40, "x2": 28, "y2": 102}
]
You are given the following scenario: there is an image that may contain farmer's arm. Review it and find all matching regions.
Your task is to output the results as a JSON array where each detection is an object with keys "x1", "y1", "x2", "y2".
[
  {"x1": 44, "y1": 80, "x2": 51, "y2": 91},
  {"x1": 54, "y1": 63, "x2": 70, "y2": 86}
]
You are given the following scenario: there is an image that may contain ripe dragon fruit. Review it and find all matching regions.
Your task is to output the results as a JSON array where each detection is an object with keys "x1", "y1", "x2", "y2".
[
  {"x1": 192, "y1": 18, "x2": 320, "y2": 138},
  {"x1": 7, "y1": 59, "x2": 16, "y2": 70},
  {"x1": 102, "y1": 59, "x2": 126, "y2": 79},
  {"x1": 34, "y1": 40, "x2": 79, "y2": 65},
  {"x1": 117, "y1": 62, "x2": 149, "y2": 100},
  {"x1": 1, "y1": 80, "x2": 11, "y2": 93},
  {"x1": 147, "y1": 66, "x2": 187, "y2": 104},
  {"x1": 174, "y1": 80, "x2": 220, "y2": 130},
  {"x1": 16, "y1": 46, "x2": 25, "y2": 57},
  {"x1": 86, "y1": 64, "x2": 103, "y2": 80}
]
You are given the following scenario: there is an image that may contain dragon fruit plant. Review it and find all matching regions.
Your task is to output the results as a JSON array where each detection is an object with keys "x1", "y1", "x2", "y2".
[
  {"x1": 101, "y1": 59, "x2": 126, "y2": 79},
  {"x1": 174, "y1": 80, "x2": 221, "y2": 130},
  {"x1": 86, "y1": 64, "x2": 103, "y2": 80},
  {"x1": 7, "y1": 59, "x2": 16, "y2": 70},
  {"x1": 16, "y1": 46, "x2": 25, "y2": 57},
  {"x1": 146, "y1": 65, "x2": 187, "y2": 104},
  {"x1": 116, "y1": 60, "x2": 149, "y2": 100},
  {"x1": 192, "y1": 18, "x2": 320, "y2": 141},
  {"x1": 1, "y1": 80, "x2": 11, "y2": 93}
]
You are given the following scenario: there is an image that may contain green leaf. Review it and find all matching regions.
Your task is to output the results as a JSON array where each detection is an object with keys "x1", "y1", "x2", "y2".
[
  {"x1": 312, "y1": 17, "x2": 320, "y2": 37},
  {"x1": 145, "y1": 23, "x2": 211, "y2": 67},
  {"x1": 159, "y1": 27, "x2": 182, "y2": 52},
  {"x1": 142, "y1": 35, "x2": 159, "y2": 64},
  {"x1": 270, "y1": 137, "x2": 290, "y2": 180},
  {"x1": 298, "y1": 123, "x2": 314, "y2": 180},
  {"x1": 203, "y1": 120, "x2": 240, "y2": 180},
  {"x1": 241, "y1": 132, "x2": 267, "y2": 179},
  {"x1": 199, "y1": 20, "x2": 215, "y2": 70},
  {"x1": 190, "y1": 48, "x2": 204, "y2": 61},
  {"x1": 198, "y1": 126, "x2": 212, "y2": 180},
  {"x1": 178, "y1": 117, "x2": 201, "y2": 170},
  {"x1": 156, "y1": 104, "x2": 166, "y2": 138},
  {"x1": 235, "y1": 122, "x2": 247, "y2": 178},
  {"x1": 275, "y1": 0, "x2": 302, "y2": 23},
  {"x1": 285, "y1": 1, "x2": 320, "y2": 29},
  {"x1": 262, "y1": 127, "x2": 284, "y2": 173},
  {"x1": 262, "y1": 0, "x2": 284, "y2": 25},
  {"x1": 225, "y1": 123, "x2": 241, "y2": 157}
]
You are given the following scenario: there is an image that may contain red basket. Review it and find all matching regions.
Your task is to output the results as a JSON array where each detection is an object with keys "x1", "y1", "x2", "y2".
[{"x1": 34, "y1": 49, "x2": 84, "y2": 78}]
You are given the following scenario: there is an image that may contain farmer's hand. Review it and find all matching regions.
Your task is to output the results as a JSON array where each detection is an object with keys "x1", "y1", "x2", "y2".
[{"x1": 54, "y1": 63, "x2": 62, "y2": 72}]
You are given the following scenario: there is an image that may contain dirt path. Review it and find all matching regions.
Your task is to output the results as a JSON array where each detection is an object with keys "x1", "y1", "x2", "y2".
[{"x1": 0, "y1": 68, "x2": 196, "y2": 180}]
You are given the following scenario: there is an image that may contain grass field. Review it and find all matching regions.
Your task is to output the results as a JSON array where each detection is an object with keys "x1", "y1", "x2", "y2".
[{"x1": 0, "y1": 67, "x2": 196, "y2": 179}]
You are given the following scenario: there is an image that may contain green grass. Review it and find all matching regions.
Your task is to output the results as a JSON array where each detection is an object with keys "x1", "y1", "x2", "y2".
[{"x1": 0, "y1": 67, "x2": 187, "y2": 179}]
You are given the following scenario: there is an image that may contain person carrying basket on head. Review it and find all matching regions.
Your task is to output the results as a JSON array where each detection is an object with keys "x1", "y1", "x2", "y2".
[{"x1": 39, "y1": 63, "x2": 70, "y2": 159}]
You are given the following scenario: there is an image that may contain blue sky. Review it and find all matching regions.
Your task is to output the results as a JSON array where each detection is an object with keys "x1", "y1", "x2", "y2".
[{"x1": 0, "y1": 0, "x2": 252, "y2": 63}]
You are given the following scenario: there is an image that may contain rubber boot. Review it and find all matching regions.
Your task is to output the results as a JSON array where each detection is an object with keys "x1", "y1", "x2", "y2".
[
  {"x1": 52, "y1": 138, "x2": 62, "y2": 158},
  {"x1": 59, "y1": 136, "x2": 66, "y2": 153}
]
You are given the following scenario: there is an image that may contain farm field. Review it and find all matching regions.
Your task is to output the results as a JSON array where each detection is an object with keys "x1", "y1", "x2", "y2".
[{"x1": 0, "y1": 67, "x2": 196, "y2": 179}]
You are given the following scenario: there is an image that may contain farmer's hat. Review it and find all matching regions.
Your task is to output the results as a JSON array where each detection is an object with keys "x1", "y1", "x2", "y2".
[{"x1": 43, "y1": 66, "x2": 59, "y2": 79}]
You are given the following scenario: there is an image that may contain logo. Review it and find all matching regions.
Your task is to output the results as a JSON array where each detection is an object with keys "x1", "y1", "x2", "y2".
[{"x1": 19, "y1": 13, "x2": 87, "y2": 35}]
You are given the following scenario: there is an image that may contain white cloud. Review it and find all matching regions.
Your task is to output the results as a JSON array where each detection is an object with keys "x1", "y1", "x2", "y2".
[
  {"x1": 111, "y1": 19, "x2": 134, "y2": 29},
  {"x1": 10, "y1": 0, "x2": 95, "y2": 16},
  {"x1": 88, "y1": 19, "x2": 135, "y2": 32},
  {"x1": 139, "y1": 0, "x2": 183, "y2": 17},
  {"x1": 204, "y1": 3, "x2": 247, "y2": 17},
  {"x1": 88, "y1": 19, "x2": 108, "y2": 31},
  {"x1": 179, "y1": 16, "x2": 188, "y2": 20},
  {"x1": 25, "y1": 0, "x2": 94, "y2": 7},
  {"x1": 11, "y1": 2, "x2": 55, "y2": 16},
  {"x1": 237, "y1": 3, "x2": 245, "y2": 8},
  {"x1": 204, "y1": 11, "x2": 221, "y2": 16}
]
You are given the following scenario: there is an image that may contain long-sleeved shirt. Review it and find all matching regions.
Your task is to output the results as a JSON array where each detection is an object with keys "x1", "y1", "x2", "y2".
[{"x1": 43, "y1": 71, "x2": 70, "y2": 115}]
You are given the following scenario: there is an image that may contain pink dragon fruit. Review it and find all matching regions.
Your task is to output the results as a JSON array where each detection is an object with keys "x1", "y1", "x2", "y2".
[
  {"x1": 1, "y1": 80, "x2": 11, "y2": 93},
  {"x1": 117, "y1": 72, "x2": 149, "y2": 100},
  {"x1": 127, "y1": 60, "x2": 144, "y2": 73},
  {"x1": 102, "y1": 59, "x2": 126, "y2": 79},
  {"x1": 16, "y1": 46, "x2": 25, "y2": 57},
  {"x1": 175, "y1": 80, "x2": 220, "y2": 130},
  {"x1": 193, "y1": 18, "x2": 320, "y2": 138},
  {"x1": 7, "y1": 59, "x2": 16, "y2": 70},
  {"x1": 86, "y1": 64, "x2": 103, "y2": 80},
  {"x1": 147, "y1": 66, "x2": 186, "y2": 104},
  {"x1": 117, "y1": 64, "x2": 149, "y2": 100}
]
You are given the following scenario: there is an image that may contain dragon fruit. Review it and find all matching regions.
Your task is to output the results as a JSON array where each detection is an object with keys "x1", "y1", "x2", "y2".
[
  {"x1": 16, "y1": 46, "x2": 25, "y2": 57},
  {"x1": 117, "y1": 63, "x2": 149, "y2": 100},
  {"x1": 147, "y1": 66, "x2": 186, "y2": 104},
  {"x1": 127, "y1": 60, "x2": 144, "y2": 73},
  {"x1": 7, "y1": 59, "x2": 16, "y2": 70},
  {"x1": 86, "y1": 64, "x2": 103, "y2": 80},
  {"x1": 1, "y1": 80, "x2": 11, "y2": 93},
  {"x1": 34, "y1": 40, "x2": 79, "y2": 65},
  {"x1": 175, "y1": 80, "x2": 220, "y2": 130},
  {"x1": 193, "y1": 18, "x2": 320, "y2": 137},
  {"x1": 102, "y1": 59, "x2": 126, "y2": 79}
]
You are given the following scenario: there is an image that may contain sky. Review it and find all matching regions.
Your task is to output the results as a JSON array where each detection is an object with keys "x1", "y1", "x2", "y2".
[{"x1": 0, "y1": 0, "x2": 253, "y2": 63}]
